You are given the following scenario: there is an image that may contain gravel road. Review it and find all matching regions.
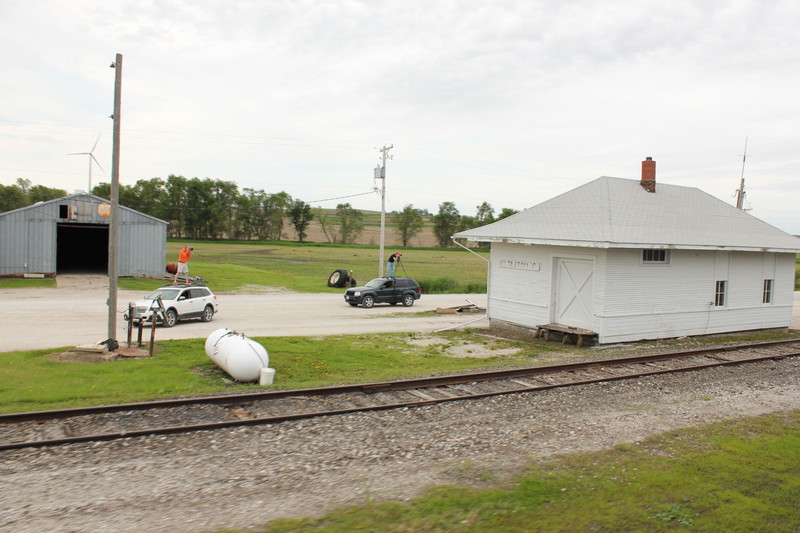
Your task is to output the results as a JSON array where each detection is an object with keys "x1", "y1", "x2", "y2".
[
  {"x1": 1, "y1": 279, "x2": 799, "y2": 533},
  {"x1": 0, "y1": 277, "x2": 489, "y2": 352}
]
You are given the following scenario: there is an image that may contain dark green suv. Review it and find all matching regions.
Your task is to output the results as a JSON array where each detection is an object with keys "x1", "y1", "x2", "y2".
[{"x1": 344, "y1": 277, "x2": 422, "y2": 308}]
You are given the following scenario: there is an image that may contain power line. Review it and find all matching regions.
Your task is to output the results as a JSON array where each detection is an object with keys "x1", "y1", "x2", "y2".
[{"x1": 307, "y1": 190, "x2": 377, "y2": 204}]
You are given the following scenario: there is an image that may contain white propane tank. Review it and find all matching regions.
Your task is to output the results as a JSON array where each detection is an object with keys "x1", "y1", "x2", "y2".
[{"x1": 205, "y1": 328, "x2": 269, "y2": 382}]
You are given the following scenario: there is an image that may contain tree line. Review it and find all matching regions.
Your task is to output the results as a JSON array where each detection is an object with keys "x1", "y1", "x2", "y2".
[{"x1": 0, "y1": 177, "x2": 519, "y2": 247}]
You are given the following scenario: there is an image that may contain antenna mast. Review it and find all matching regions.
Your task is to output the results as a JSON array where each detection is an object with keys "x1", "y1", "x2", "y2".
[{"x1": 735, "y1": 137, "x2": 747, "y2": 210}]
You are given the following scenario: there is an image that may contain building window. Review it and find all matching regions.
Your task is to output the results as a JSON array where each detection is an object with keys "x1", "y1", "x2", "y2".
[
  {"x1": 642, "y1": 249, "x2": 669, "y2": 263},
  {"x1": 714, "y1": 280, "x2": 727, "y2": 307},
  {"x1": 763, "y1": 279, "x2": 774, "y2": 304}
]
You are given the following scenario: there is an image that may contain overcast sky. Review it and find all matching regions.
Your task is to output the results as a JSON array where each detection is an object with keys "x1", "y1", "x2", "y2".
[{"x1": 1, "y1": 0, "x2": 799, "y2": 233}]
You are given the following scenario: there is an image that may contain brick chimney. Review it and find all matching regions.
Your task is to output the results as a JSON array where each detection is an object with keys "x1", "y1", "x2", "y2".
[{"x1": 641, "y1": 156, "x2": 656, "y2": 193}]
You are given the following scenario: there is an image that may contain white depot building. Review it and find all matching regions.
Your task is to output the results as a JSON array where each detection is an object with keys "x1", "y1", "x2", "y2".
[{"x1": 455, "y1": 157, "x2": 800, "y2": 345}]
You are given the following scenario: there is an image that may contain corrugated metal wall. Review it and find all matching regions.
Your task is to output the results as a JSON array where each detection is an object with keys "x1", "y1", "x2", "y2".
[{"x1": 0, "y1": 194, "x2": 167, "y2": 276}]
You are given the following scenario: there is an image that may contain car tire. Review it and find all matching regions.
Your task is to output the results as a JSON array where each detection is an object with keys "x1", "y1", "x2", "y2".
[
  {"x1": 162, "y1": 309, "x2": 178, "y2": 328},
  {"x1": 328, "y1": 269, "x2": 349, "y2": 288},
  {"x1": 362, "y1": 295, "x2": 375, "y2": 308},
  {"x1": 201, "y1": 305, "x2": 214, "y2": 322},
  {"x1": 402, "y1": 294, "x2": 415, "y2": 307},
  {"x1": 389, "y1": 302, "x2": 398, "y2": 306}
]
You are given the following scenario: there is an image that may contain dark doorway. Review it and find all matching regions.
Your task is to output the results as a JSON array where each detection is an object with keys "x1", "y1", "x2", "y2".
[{"x1": 56, "y1": 223, "x2": 109, "y2": 273}]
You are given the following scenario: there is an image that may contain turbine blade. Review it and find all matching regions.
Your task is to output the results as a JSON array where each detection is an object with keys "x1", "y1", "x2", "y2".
[
  {"x1": 90, "y1": 153, "x2": 105, "y2": 173},
  {"x1": 91, "y1": 133, "x2": 102, "y2": 153}
]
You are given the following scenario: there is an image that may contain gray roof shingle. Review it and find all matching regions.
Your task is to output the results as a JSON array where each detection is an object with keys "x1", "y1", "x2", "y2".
[{"x1": 454, "y1": 176, "x2": 800, "y2": 252}]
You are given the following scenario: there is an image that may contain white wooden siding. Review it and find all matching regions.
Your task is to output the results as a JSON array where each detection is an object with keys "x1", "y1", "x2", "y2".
[
  {"x1": 486, "y1": 242, "x2": 796, "y2": 344},
  {"x1": 596, "y1": 250, "x2": 795, "y2": 343},
  {"x1": 487, "y1": 242, "x2": 551, "y2": 327}
]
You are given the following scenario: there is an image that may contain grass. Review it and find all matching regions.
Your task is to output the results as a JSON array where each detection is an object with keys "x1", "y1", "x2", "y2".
[
  {"x1": 159, "y1": 240, "x2": 488, "y2": 294},
  {"x1": 0, "y1": 277, "x2": 55, "y2": 288},
  {"x1": 247, "y1": 412, "x2": 800, "y2": 533},
  {"x1": 0, "y1": 330, "x2": 562, "y2": 414}
]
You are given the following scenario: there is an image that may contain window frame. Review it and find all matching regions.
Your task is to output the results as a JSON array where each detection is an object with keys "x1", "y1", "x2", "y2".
[
  {"x1": 642, "y1": 249, "x2": 670, "y2": 264},
  {"x1": 762, "y1": 279, "x2": 774, "y2": 304},
  {"x1": 714, "y1": 280, "x2": 727, "y2": 307}
]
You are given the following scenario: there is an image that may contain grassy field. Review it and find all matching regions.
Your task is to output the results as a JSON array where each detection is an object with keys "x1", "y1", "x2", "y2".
[
  {"x1": 0, "y1": 329, "x2": 565, "y2": 414},
  {"x1": 133, "y1": 240, "x2": 489, "y2": 293}
]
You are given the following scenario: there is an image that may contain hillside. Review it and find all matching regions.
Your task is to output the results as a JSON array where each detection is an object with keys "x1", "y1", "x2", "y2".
[{"x1": 282, "y1": 209, "x2": 441, "y2": 248}]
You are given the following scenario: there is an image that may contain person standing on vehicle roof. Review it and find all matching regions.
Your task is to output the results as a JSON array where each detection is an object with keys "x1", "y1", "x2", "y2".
[
  {"x1": 173, "y1": 245, "x2": 193, "y2": 284},
  {"x1": 386, "y1": 252, "x2": 401, "y2": 278}
]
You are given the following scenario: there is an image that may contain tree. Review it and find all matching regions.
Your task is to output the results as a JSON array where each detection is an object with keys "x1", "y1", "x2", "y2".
[
  {"x1": 432, "y1": 201, "x2": 461, "y2": 247},
  {"x1": 28, "y1": 185, "x2": 67, "y2": 204},
  {"x1": 262, "y1": 191, "x2": 291, "y2": 240},
  {"x1": 235, "y1": 188, "x2": 263, "y2": 240},
  {"x1": 458, "y1": 215, "x2": 479, "y2": 232},
  {"x1": 395, "y1": 204, "x2": 424, "y2": 247},
  {"x1": 497, "y1": 207, "x2": 519, "y2": 220},
  {"x1": 287, "y1": 199, "x2": 313, "y2": 243},
  {"x1": 475, "y1": 201, "x2": 495, "y2": 224},
  {"x1": 15, "y1": 178, "x2": 31, "y2": 194},
  {"x1": 0, "y1": 183, "x2": 27, "y2": 212},
  {"x1": 164, "y1": 175, "x2": 189, "y2": 238},
  {"x1": 336, "y1": 203, "x2": 364, "y2": 244},
  {"x1": 127, "y1": 178, "x2": 168, "y2": 221},
  {"x1": 315, "y1": 207, "x2": 336, "y2": 243}
]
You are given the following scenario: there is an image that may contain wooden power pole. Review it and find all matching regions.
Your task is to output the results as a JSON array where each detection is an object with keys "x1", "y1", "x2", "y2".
[
  {"x1": 376, "y1": 144, "x2": 392, "y2": 277},
  {"x1": 107, "y1": 53, "x2": 122, "y2": 341}
]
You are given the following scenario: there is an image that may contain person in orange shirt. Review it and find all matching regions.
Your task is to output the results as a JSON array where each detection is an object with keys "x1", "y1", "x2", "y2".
[{"x1": 173, "y1": 245, "x2": 193, "y2": 284}]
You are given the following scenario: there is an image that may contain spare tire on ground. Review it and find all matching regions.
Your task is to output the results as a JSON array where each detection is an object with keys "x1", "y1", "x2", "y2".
[{"x1": 327, "y1": 269, "x2": 349, "y2": 288}]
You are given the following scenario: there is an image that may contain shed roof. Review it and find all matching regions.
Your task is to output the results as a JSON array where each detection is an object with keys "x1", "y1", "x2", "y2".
[
  {"x1": 0, "y1": 193, "x2": 168, "y2": 225},
  {"x1": 455, "y1": 176, "x2": 800, "y2": 253}
]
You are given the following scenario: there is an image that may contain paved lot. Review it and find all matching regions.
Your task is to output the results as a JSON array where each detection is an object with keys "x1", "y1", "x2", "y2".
[{"x1": 0, "y1": 284, "x2": 489, "y2": 352}]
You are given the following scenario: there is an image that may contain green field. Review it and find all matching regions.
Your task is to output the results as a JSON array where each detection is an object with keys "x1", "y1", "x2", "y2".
[
  {"x1": 0, "y1": 330, "x2": 565, "y2": 413},
  {"x1": 136, "y1": 240, "x2": 489, "y2": 293}
]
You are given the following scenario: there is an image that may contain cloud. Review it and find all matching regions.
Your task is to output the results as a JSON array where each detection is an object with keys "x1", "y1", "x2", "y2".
[{"x1": 1, "y1": 0, "x2": 799, "y2": 232}]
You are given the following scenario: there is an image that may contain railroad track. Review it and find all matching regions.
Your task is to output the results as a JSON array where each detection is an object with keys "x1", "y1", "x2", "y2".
[{"x1": 2, "y1": 339, "x2": 799, "y2": 451}]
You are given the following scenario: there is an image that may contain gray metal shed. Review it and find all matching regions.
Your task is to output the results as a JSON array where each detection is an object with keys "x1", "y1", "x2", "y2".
[{"x1": 0, "y1": 193, "x2": 168, "y2": 277}]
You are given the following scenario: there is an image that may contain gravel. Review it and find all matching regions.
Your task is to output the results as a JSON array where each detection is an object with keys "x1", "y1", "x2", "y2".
[{"x1": 2, "y1": 355, "x2": 799, "y2": 533}]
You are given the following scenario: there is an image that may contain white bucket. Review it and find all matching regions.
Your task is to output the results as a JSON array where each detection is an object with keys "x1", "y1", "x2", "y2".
[{"x1": 259, "y1": 367, "x2": 276, "y2": 386}]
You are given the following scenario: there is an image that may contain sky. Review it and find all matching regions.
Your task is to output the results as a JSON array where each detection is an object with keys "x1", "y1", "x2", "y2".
[{"x1": 1, "y1": 0, "x2": 799, "y2": 233}]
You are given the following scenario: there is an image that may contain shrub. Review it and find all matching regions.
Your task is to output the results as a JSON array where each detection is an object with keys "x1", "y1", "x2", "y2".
[{"x1": 418, "y1": 278, "x2": 486, "y2": 294}]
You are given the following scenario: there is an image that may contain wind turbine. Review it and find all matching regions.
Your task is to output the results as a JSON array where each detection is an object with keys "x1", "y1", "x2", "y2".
[{"x1": 67, "y1": 133, "x2": 104, "y2": 192}]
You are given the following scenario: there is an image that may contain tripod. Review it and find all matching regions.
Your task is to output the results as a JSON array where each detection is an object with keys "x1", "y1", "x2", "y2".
[{"x1": 398, "y1": 258, "x2": 408, "y2": 277}]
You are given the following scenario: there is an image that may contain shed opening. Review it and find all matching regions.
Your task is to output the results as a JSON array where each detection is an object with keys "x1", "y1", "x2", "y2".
[{"x1": 56, "y1": 223, "x2": 108, "y2": 273}]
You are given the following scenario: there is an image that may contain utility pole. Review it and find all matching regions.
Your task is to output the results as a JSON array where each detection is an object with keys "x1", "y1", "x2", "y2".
[
  {"x1": 735, "y1": 137, "x2": 748, "y2": 210},
  {"x1": 107, "y1": 53, "x2": 122, "y2": 342},
  {"x1": 376, "y1": 144, "x2": 392, "y2": 277}
]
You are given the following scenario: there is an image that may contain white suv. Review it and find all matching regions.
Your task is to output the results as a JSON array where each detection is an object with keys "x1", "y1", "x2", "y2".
[{"x1": 126, "y1": 284, "x2": 219, "y2": 327}]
